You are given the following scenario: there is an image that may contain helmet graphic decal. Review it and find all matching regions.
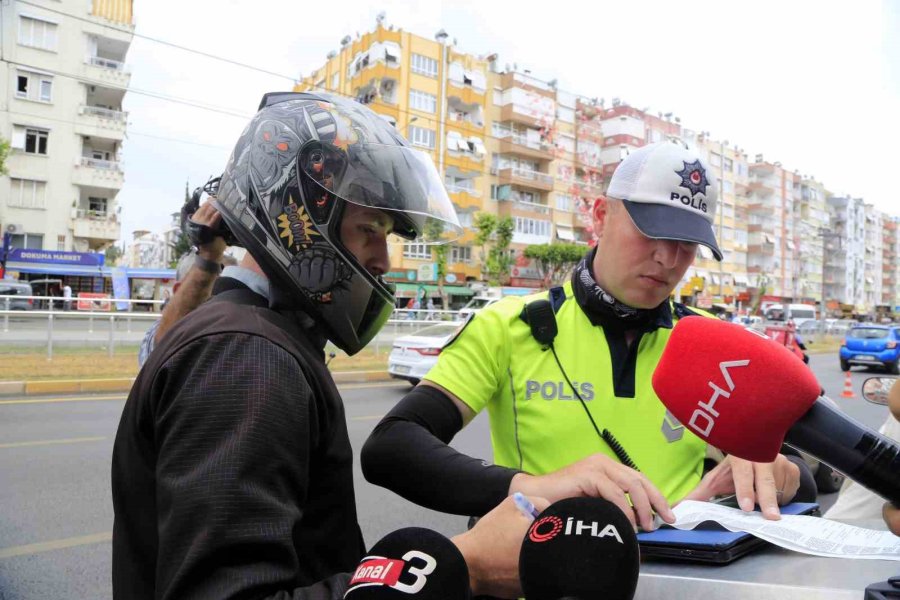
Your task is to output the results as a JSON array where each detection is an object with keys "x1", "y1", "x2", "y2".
[
  {"x1": 277, "y1": 197, "x2": 321, "y2": 252},
  {"x1": 288, "y1": 246, "x2": 352, "y2": 304}
]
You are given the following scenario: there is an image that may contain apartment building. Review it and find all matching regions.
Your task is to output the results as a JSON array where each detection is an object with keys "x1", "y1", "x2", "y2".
[
  {"x1": 0, "y1": 0, "x2": 133, "y2": 256},
  {"x1": 826, "y1": 196, "x2": 867, "y2": 313}
]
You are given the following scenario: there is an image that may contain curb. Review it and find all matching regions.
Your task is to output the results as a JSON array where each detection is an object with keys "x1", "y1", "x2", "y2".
[{"x1": 0, "y1": 370, "x2": 394, "y2": 397}]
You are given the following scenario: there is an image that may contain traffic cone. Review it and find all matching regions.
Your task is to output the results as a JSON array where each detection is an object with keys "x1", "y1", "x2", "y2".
[{"x1": 841, "y1": 371, "x2": 855, "y2": 399}]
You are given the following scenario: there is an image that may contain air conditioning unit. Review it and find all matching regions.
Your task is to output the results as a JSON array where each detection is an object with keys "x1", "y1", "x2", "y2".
[{"x1": 4, "y1": 223, "x2": 24, "y2": 235}]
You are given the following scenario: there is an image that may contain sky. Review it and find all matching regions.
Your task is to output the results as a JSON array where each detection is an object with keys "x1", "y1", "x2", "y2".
[{"x1": 117, "y1": 0, "x2": 900, "y2": 244}]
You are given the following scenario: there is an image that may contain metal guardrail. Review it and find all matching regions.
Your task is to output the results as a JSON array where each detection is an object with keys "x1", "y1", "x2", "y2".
[{"x1": 0, "y1": 297, "x2": 466, "y2": 360}]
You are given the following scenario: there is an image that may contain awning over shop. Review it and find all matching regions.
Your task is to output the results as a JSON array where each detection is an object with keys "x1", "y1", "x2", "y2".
[
  {"x1": 394, "y1": 283, "x2": 475, "y2": 298},
  {"x1": 556, "y1": 226, "x2": 575, "y2": 241},
  {"x1": 7, "y1": 262, "x2": 105, "y2": 277},
  {"x1": 6, "y1": 263, "x2": 176, "y2": 279}
]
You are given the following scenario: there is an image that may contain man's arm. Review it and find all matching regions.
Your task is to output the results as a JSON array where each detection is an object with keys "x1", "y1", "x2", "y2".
[{"x1": 155, "y1": 200, "x2": 226, "y2": 344}]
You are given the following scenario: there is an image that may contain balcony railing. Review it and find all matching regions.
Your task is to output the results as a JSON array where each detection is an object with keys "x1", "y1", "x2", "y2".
[
  {"x1": 513, "y1": 200, "x2": 550, "y2": 215},
  {"x1": 507, "y1": 166, "x2": 553, "y2": 186},
  {"x1": 445, "y1": 185, "x2": 482, "y2": 197},
  {"x1": 87, "y1": 55, "x2": 128, "y2": 72},
  {"x1": 81, "y1": 105, "x2": 127, "y2": 121},
  {"x1": 76, "y1": 209, "x2": 115, "y2": 220},
  {"x1": 80, "y1": 157, "x2": 122, "y2": 171}
]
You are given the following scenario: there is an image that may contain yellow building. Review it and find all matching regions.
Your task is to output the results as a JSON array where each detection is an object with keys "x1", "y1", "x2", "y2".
[{"x1": 295, "y1": 22, "x2": 596, "y2": 296}]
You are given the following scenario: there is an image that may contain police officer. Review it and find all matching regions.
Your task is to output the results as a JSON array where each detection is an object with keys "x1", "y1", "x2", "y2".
[
  {"x1": 362, "y1": 140, "x2": 813, "y2": 532},
  {"x1": 112, "y1": 92, "x2": 544, "y2": 600}
]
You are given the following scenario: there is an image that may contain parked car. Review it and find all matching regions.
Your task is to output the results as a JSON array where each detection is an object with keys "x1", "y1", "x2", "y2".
[
  {"x1": 840, "y1": 325, "x2": 900, "y2": 374},
  {"x1": 458, "y1": 295, "x2": 501, "y2": 320},
  {"x1": 0, "y1": 281, "x2": 34, "y2": 310},
  {"x1": 388, "y1": 322, "x2": 465, "y2": 385}
]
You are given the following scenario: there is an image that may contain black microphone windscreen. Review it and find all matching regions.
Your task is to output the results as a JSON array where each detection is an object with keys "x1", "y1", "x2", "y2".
[
  {"x1": 344, "y1": 527, "x2": 469, "y2": 599},
  {"x1": 520, "y1": 497, "x2": 640, "y2": 600}
]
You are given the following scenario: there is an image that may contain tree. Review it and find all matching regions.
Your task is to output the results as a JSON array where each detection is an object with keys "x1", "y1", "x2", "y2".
[
  {"x1": 489, "y1": 216, "x2": 514, "y2": 285},
  {"x1": 472, "y1": 213, "x2": 514, "y2": 285},
  {"x1": 169, "y1": 182, "x2": 194, "y2": 267},
  {"x1": 105, "y1": 244, "x2": 123, "y2": 266},
  {"x1": 425, "y1": 219, "x2": 449, "y2": 311},
  {"x1": 0, "y1": 138, "x2": 10, "y2": 176},
  {"x1": 524, "y1": 243, "x2": 584, "y2": 288}
]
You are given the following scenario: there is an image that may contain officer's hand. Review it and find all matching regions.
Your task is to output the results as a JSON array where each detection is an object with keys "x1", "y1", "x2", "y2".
[
  {"x1": 190, "y1": 199, "x2": 227, "y2": 262},
  {"x1": 682, "y1": 455, "x2": 800, "y2": 520},
  {"x1": 509, "y1": 454, "x2": 675, "y2": 532},
  {"x1": 883, "y1": 503, "x2": 900, "y2": 536},
  {"x1": 451, "y1": 494, "x2": 550, "y2": 598}
]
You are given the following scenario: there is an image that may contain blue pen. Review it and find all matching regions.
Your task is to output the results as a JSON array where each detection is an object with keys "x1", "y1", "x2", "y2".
[{"x1": 513, "y1": 492, "x2": 540, "y2": 521}]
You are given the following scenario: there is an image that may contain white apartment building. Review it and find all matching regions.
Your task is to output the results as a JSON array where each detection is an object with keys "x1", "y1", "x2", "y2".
[
  {"x1": 826, "y1": 196, "x2": 867, "y2": 312},
  {"x1": 793, "y1": 177, "x2": 828, "y2": 305},
  {"x1": 0, "y1": 0, "x2": 133, "y2": 254},
  {"x1": 864, "y1": 204, "x2": 884, "y2": 309}
]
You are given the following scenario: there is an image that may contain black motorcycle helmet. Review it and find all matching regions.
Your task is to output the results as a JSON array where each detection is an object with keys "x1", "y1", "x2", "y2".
[{"x1": 215, "y1": 91, "x2": 461, "y2": 354}]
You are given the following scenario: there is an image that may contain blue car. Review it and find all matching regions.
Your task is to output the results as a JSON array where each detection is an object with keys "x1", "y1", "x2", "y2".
[{"x1": 840, "y1": 325, "x2": 900, "y2": 374}]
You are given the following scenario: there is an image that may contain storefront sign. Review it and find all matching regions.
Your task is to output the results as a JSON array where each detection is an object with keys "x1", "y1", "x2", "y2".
[
  {"x1": 8, "y1": 249, "x2": 105, "y2": 266},
  {"x1": 76, "y1": 293, "x2": 111, "y2": 312}
]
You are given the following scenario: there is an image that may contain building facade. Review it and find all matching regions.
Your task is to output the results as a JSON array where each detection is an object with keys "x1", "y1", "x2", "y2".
[
  {"x1": 0, "y1": 0, "x2": 133, "y2": 255},
  {"x1": 294, "y1": 20, "x2": 899, "y2": 315}
]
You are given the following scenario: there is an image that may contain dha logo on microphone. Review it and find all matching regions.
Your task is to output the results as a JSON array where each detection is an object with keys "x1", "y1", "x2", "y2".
[
  {"x1": 347, "y1": 551, "x2": 437, "y2": 595},
  {"x1": 688, "y1": 359, "x2": 750, "y2": 438},
  {"x1": 528, "y1": 515, "x2": 623, "y2": 544}
]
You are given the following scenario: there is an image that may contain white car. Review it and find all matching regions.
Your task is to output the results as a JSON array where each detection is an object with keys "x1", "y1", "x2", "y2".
[
  {"x1": 388, "y1": 322, "x2": 465, "y2": 385},
  {"x1": 457, "y1": 296, "x2": 500, "y2": 320}
]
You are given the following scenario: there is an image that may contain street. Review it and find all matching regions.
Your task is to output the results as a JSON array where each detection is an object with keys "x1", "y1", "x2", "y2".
[{"x1": 0, "y1": 354, "x2": 894, "y2": 598}]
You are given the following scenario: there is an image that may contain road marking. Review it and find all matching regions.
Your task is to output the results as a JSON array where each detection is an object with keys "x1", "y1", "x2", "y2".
[
  {"x1": 350, "y1": 415, "x2": 384, "y2": 421},
  {"x1": 0, "y1": 436, "x2": 106, "y2": 449},
  {"x1": 0, "y1": 382, "x2": 405, "y2": 405},
  {"x1": 0, "y1": 395, "x2": 126, "y2": 405},
  {"x1": 0, "y1": 531, "x2": 111, "y2": 559}
]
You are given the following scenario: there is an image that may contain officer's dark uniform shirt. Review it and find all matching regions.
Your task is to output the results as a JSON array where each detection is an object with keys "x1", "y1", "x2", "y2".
[{"x1": 112, "y1": 276, "x2": 364, "y2": 599}]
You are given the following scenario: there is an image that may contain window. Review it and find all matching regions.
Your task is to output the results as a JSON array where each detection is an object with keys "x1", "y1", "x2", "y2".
[
  {"x1": 411, "y1": 53, "x2": 438, "y2": 77},
  {"x1": 514, "y1": 217, "x2": 551, "y2": 237},
  {"x1": 10, "y1": 233, "x2": 43, "y2": 250},
  {"x1": 491, "y1": 184, "x2": 511, "y2": 200},
  {"x1": 331, "y1": 73, "x2": 339, "y2": 90},
  {"x1": 450, "y1": 245, "x2": 472, "y2": 264},
  {"x1": 408, "y1": 125, "x2": 435, "y2": 149},
  {"x1": 57, "y1": 235, "x2": 66, "y2": 251},
  {"x1": 555, "y1": 193, "x2": 573, "y2": 212},
  {"x1": 409, "y1": 89, "x2": 437, "y2": 114},
  {"x1": 8, "y1": 178, "x2": 47, "y2": 209},
  {"x1": 403, "y1": 243, "x2": 431, "y2": 259},
  {"x1": 89, "y1": 197, "x2": 108, "y2": 216},
  {"x1": 12, "y1": 126, "x2": 49, "y2": 155},
  {"x1": 18, "y1": 16, "x2": 58, "y2": 51},
  {"x1": 15, "y1": 71, "x2": 52, "y2": 102}
]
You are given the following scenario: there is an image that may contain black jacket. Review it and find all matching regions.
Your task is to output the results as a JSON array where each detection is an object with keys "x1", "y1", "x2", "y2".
[{"x1": 112, "y1": 279, "x2": 365, "y2": 599}]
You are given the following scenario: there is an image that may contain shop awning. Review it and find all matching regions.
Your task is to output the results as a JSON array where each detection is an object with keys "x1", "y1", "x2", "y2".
[
  {"x1": 556, "y1": 226, "x2": 575, "y2": 241},
  {"x1": 7, "y1": 262, "x2": 105, "y2": 277},
  {"x1": 394, "y1": 283, "x2": 475, "y2": 297}
]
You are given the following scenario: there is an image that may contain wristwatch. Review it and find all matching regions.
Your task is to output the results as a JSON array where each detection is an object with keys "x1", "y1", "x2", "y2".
[{"x1": 193, "y1": 251, "x2": 222, "y2": 275}]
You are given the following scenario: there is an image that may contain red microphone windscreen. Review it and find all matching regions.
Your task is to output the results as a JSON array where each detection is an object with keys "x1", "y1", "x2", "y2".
[{"x1": 651, "y1": 317, "x2": 821, "y2": 462}]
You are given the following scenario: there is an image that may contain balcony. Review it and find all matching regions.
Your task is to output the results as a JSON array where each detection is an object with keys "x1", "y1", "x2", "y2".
[
  {"x1": 446, "y1": 185, "x2": 482, "y2": 211},
  {"x1": 494, "y1": 166, "x2": 554, "y2": 192},
  {"x1": 71, "y1": 209, "x2": 120, "y2": 248},
  {"x1": 447, "y1": 84, "x2": 485, "y2": 106},
  {"x1": 748, "y1": 181, "x2": 774, "y2": 196},
  {"x1": 497, "y1": 133, "x2": 554, "y2": 161},
  {"x1": 500, "y1": 104, "x2": 548, "y2": 129},
  {"x1": 83, "y1": 55, "x2": 131, "y2": 87},
  {"x1": 76, "y1": 105, "x2": 127, "y2": 139},
  {"x1": 72, "y1": 157, "x2": 124, "y2": 189}
]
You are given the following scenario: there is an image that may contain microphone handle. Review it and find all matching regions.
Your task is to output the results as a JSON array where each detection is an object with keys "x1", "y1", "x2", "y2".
[{"x1": 784, "y1": 397, "x2": 900, "y2": 504}]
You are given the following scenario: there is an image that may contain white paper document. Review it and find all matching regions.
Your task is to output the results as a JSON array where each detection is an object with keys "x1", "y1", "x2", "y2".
[{"x1": 671, "y1": 500, "x2": 900, "y2": 561}]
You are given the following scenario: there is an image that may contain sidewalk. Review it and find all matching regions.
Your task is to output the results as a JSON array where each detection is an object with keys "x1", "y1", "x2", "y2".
[{"x1": 0, "y1": 370, "x2": 395, "y2": 397}]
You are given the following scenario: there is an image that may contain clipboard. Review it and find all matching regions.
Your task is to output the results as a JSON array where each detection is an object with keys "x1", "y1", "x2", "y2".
[{"x1": 637, "y1": 502, "x2": 820, "y2": 564}]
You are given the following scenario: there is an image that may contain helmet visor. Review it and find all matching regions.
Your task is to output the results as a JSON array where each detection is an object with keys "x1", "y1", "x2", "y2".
[{"x1": 301, "y1": 142, "x2": 462, "y2": 243}]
